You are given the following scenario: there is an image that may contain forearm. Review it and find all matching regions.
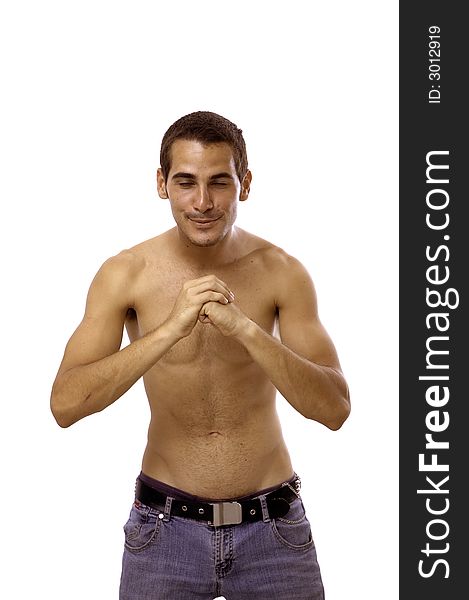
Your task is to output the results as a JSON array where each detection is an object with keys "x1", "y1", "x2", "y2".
[
  {"x1": 51, "y1": 321, "x2": 180, "y2": 427},
  {"x1": 236, "y1": 321, "x2": 350, "y2": 429}
]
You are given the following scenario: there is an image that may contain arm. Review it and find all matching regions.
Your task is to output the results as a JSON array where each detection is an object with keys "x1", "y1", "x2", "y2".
[
  {"x1": 200, "y1": 255, "x2": 350, "y2": 430},
  {"x1": 50, "y1": 253, "x2": 176, "y2": 427},
  {"x1": 50, "y1": 254, "x2": 234, "y2": 428}
]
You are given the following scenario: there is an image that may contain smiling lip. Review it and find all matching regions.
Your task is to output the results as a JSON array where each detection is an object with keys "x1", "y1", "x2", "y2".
[{"x1": 188, "y1": 216, "x2": 222, "y2": 224}]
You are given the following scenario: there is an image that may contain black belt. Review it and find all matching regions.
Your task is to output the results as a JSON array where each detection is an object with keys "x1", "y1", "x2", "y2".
[{"x1": 135, "y1": 477, "x2": 300, "y2": 527}]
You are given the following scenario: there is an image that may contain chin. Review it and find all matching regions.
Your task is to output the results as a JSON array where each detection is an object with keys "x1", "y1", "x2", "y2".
[
  {"x1": 186, "y1": 233, "x2": 224, "y2": 247},
  {"x1": 178, "y1": 221, "x2": 231, "y2": 248}
]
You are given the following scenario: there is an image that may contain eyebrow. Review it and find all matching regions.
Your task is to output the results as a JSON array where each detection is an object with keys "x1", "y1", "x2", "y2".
[
  {"x1": 171, "y1": 172, "x2": 234, "y2": 181},
  {"x1": 172, "y1": 172, "x2": 196, "y2": 180},
  {"x1": 209, "y1": 172, "x2": 233, "y2": 180}
]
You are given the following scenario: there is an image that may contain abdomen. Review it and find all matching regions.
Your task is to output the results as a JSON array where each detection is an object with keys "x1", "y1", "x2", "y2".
[{"x1": 141, "y1": 361, "x2": 292, "y2": 498}]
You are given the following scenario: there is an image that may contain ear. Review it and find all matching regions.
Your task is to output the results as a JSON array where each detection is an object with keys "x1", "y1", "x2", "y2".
[
  {"x1": 156, "y1": 168, "x2": 168, "y2": 199},
  {"x1": 239, "y1": 170, "x2": 252, "y2": 201}
]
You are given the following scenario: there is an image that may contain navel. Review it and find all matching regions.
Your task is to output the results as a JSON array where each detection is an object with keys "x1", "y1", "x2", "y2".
[{"x1": 209, "y1": 431, "x2": 223, "y2": 438}]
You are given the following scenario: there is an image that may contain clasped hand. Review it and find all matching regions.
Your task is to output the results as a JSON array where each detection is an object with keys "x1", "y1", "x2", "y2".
[{"x1": 167, "y1": 274, "x2": 250, "y2": 338}]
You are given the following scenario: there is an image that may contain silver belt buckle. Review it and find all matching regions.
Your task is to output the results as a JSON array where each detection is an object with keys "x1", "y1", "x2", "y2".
[{"x1": 211, "y1": 501, "x2": 242, "y2": 526}]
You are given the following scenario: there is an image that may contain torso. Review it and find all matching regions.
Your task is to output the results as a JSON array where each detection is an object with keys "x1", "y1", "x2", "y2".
[{"x1": 124, "y1": 227, "x2": 294, "y2": 499}]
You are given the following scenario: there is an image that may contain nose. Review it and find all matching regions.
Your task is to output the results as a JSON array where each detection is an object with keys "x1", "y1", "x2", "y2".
[{"x1": 193, "y1": 185, "x2": 214, "y2": 213}]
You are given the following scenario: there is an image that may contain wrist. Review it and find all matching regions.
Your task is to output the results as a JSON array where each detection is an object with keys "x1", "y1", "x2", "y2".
[
  {"x1": 158, "y1": 318, "x2": 187, "y2": 344},
  {"x1": 232, "y1": 317, "x2": 259, "y2": 344}
]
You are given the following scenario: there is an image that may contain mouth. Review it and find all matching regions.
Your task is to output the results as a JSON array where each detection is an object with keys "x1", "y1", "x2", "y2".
[{"x1": 187, "y1": 216, "x2": 222, "y2": 227}]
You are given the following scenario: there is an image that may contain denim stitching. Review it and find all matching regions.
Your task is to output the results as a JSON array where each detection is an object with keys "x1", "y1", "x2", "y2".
[{"x1": 271, "y1": 520, "x2": 315, "y2": 551}]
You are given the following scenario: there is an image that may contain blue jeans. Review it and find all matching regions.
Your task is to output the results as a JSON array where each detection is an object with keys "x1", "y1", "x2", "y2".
[{"x1": 119, "y1": 478, "x2": 325, "y2": 599}]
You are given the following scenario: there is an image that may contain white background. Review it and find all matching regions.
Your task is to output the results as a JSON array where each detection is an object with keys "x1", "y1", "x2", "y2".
[{"x1": 0, "y1": 1, "x2": 398, "y2": 598}]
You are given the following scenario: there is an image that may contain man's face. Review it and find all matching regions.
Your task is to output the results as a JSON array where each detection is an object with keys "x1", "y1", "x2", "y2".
[{"x1": 157, "y1": 139, "x2": 251, "y2": 247}]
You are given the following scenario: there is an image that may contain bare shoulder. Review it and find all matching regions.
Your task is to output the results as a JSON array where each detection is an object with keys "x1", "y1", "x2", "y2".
[
  {"x1": 266, "y1": 249, "x2": 315, "y2": 307},
  {"x1": 97, "y1": 230, "x2": 173, "y2": 281},
  {"x1": 264, "y1": 246, "x2": 309, "y2": 278},
  {"x1": 93, "y1": 248, "x2": 145, "y2": 290},
  {"x1": 239, "y1": 229, "x2": 311, "y2": 281},
  {"x1": 118, "y1": 230, "x2": 176, "y2": 267},
  {"x1": 87, "y1": 244, "x2": 153, "y2": 312},
  {"x1": 90, "y1": 231, "x2": 178, "y2": 304}
]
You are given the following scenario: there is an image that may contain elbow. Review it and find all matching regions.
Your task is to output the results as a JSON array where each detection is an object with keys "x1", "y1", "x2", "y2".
[
  {"x1": 303, "y1": 373, "x2": 351, "y2": 430},
  {"x1": 326, "y1": 378, "x2": 351, "y2": 430},
  {"x1": 50, "y1": 384, "x2": 81, "y2": 428},
  {"x1": 326, "y1": 397, "x2": 351, "y2": 431},
  {"x1": 326, "y1": 413, "x2": 349, "y2": 431},
  {"x1": 53, "y1": 413, "x2": 74, "y2": 429},
  {"x1": 303, "y1": 403, "x2": 350, "y2": 430},
  {"x1": 50, "y1": 395, "x2": 74, "y2": 428},
  {"x1": 305, "y1": 392, "x2": 350, "y2": 430}
]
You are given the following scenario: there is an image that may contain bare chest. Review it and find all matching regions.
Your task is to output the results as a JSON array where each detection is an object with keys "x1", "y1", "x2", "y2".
[{"x1": 125, "y1": 261, "x2": 277, "y2": 365}]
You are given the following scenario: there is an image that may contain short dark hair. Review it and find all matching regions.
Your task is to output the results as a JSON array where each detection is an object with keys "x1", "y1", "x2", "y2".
[{"x1": 160, "y1": 111, "x2": 248, "y2": 182}]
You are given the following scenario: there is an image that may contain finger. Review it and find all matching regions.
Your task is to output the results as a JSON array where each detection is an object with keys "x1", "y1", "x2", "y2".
[
  {"x1": 191, "y1": 278, "x2": 233, "y2": 297},
  {"x1": 197, "y1": 291, "x2": 231, "y2": 305},
  {"x1": 186, "y1": 276, "x2": 235, "y2": 300},
  {"x1": 198, "y1": 313, "x2": 212, "y2": 323},
  {"x1": 191, "y1": 283, "x2": 234, "y2": 303},
  {"x1": 198, "y1": 300, "x2": 217, "y2": 320}
]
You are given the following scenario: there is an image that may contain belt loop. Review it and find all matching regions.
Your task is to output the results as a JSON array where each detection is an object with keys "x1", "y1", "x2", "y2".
[
  {"x1": 259, "y1": 494, "x2": 271, "y2": 522},
  {"x1": 163, "y1": 496, "x2": 173, "y2": 522}
]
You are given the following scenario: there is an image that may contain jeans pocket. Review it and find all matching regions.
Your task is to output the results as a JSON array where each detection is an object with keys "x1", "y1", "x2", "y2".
[
  {"x1": 271, "y1": 498, "x2": 315, "y2": 551},
  {"x1": 123, "y1": 501, "x2": 162, "y2": 553}
]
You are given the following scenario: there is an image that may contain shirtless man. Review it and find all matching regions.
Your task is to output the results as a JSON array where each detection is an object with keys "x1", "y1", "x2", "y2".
[{"x1": 50, "y1": 111, "x2": 350, "y2": 600}]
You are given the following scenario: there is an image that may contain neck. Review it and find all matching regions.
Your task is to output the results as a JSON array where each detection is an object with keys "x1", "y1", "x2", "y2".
[{"x1": 171, "y1": 226, "x2": 240, "y2": 267}]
